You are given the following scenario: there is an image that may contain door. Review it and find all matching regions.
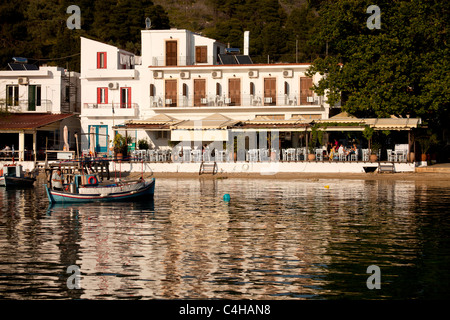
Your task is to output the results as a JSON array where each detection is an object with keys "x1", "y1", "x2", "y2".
[
  {"x1": 28, "y1": 85, "x2": 36, "y2": 111},
  {"x1": 165, "y1": 80, "x2": 177, "y2": 107},
  {"x1": 120, "y1": 87, "x2": 131, "y2": 108},
  {"x1": 264, "y1": 78, "x2": 276, "y2": 106},
  {"x1": 166, "y1": 40, "x2": 178, "y2": 66},
  {"x1": 228, "y1": 78, "x2": 241, "y2": 106},
  {"x1": 88, "y1": 125, "x2": 108, "y2": 153},
  {"x1": 194, "y1": 79, "x2": 206, "y2": 106},
  {"x1": 300, "y1": 77, "x2": 313, "y2": 105}
]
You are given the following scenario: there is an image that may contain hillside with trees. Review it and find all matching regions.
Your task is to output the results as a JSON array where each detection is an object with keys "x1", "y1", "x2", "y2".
[{"x1": 0, "y1": 0, "x2": 323, "y2": 71}]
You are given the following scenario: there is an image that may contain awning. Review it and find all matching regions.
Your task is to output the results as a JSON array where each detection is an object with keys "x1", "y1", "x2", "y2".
[
  {"x1": 0, "y1": 113, "x2": 75, "y2": 131},
  {"x1": 170, "y1": 114, "x2": 237, "y2": 141},
  {"x1": 170, "y1": 113, "x2": 238, "y2": 130},
  {"x1": 114, "y1": 114, "x2": 182, "y2": 131},
  {"x1": 367, "y1": 117, "x2": 421, "y2": 130},
  {"x1": 233, "y1": 118, "x2": 311, "y2": 132}
]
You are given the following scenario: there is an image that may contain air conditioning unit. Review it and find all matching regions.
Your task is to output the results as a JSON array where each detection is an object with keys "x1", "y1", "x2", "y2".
[
  {"x1": 283, "y1": 69, "x2": 293, "y2": 78},
  {"x1": 153, "y1": 70, "x2": 163, "y2": 79},
  {"x1": 18, "y1": 77, "x2": 28, "y2": 85},
  {"x1": 212, "y1": 70, "x2": 222, "y2": 79},
  {"x1": 307, "y1": 96, "x2": 315, "y2": 102},
  {"x1": 108, "y1": 82, "x2": 118, "y2": 90},
  {"x1": 180, "y1": 71, "x2": 190, "y2": 79},
  {"x1": 248, "y1": 70, "x2": 258, "y2": 78}
]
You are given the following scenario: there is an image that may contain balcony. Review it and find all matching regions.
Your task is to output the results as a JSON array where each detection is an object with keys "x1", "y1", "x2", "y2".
[
  {"x1": 148, "y1": 94, "x2": 323, "y2": 109},
  {"x1": 83, "y1": 68, "x2": 138, "y2": 80},
  {"x1": 0, "y1": 99, "x2": 52, "y2": 113},
  {"x1": 82, "y1": 103, "x2": 138, "y2": 118},
  {"x1": 150, "y1": 56, "x2": 220, "y2": 67}
]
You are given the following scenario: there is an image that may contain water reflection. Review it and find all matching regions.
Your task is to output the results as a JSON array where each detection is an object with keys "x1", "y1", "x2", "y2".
[{"x1": 0, "y1": 177, "x2": 449, "y2": 299}]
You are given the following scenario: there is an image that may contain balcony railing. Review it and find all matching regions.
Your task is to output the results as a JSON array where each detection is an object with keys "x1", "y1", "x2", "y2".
[
  {"x1": 82, "y1": 103, "x2": 138, "y2": 117},
  {"x1": 148, "y1": 94, "x2": 322, "y2": 108},
  {"x1": 83, "y1": 103, "x2": 138, "y2": 109},
  {"x1": 151, "y1": 56, "x2": 220, "y2": 67},
  {"x1": 0, "y1": 99, "x2": 52, "y2": 113}
]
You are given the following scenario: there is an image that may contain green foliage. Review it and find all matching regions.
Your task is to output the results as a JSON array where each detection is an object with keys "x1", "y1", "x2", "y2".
[
  {"x1": 113, "y1": 133, "x2": 128, "y2": 155},
  {"x1": 307, "y1": 0, "x2": 450, "y2": 130},
  {"x1": 137, "y1": 138, "x2": 150, "y2": 150},
  {"x1": 0, "y1": 1, "x2": 170, "y2": 71}
]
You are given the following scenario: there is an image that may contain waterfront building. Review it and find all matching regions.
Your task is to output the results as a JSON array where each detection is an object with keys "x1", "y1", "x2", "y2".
[
  {"x1": 0, "y1": 62, "x2": 80, "y2": 161},
  {"x1": 80, "y1": 29, "x2": 331, "y2": 155}
]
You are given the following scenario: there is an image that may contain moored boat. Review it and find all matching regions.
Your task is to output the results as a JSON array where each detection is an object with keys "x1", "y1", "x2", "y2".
[
  {"x1": 0, "y1": 164, "x2": 36, "y2": 188},
  {"x1": 44, "y1": 173, "x2": 155, "y2": 203},
  {"x1": 44, "y1": 172, "x2": 155, "y2": 203}
]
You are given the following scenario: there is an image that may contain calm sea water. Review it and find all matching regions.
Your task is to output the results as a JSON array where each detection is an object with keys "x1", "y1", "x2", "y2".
[{"x1": 0, "y1": 177, "x2": 449, "y2": 300}]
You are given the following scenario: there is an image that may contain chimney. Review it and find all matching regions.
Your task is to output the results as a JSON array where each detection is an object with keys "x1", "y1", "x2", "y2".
[{"x1": 243, "y1": 31, "x2": 250, "y2": 56}]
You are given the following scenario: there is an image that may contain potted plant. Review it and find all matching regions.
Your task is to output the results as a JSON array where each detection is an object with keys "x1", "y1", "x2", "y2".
[
  {"x1": 137, "y1": 138, "x2": 149, "y2": 150},
  {"x1": 370, "y1": 142, "x2": 381, "y2": 162},
  {"x1": 417, "y1": 133, "x2": 438, "y2": 162},
  {"x1": 113, "y1": 133, "x2": 128, "y2": 160}
]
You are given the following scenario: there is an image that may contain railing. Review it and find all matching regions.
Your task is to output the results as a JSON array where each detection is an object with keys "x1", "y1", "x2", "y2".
[
  {"x1": 149, "y1": 94, "x2": 322, "y2": 108},
  {"x1": 83, "y1": 103, "x2": 138, "y2": 109},
  {"x1": 150, "y1": 56, "x2": 220, "y2": 67},
  {"x1": 0, "y1": 100, "x2": 52, "y2": 113}
]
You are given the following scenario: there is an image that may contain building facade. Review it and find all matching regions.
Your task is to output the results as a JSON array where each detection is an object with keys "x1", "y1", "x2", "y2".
[
  {"x1": 80, "y1": 29, "x2": 331, "y2": 154},
  {"x1": 0, "y1": 63, "x2": 80, "y2": 161}
]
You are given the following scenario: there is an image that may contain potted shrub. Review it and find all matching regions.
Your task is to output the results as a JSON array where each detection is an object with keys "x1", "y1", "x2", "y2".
[
  {"x1": 417, "y1": 134, "x2": 438, "y2": 162},
  {"x1": 113, "y1": 133, "x2": 128, "y2": 160},
  {"x1": 137, "y1": 138, "x2": 149, "y2": 150},
  {"x1": 370, "y1": 142, "x2": 381, "y2": 162}
]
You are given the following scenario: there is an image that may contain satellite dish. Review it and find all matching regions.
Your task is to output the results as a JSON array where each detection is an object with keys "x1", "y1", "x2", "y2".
[{"x1": 145, "y1": 17, "x2": 151, "y2": 30}]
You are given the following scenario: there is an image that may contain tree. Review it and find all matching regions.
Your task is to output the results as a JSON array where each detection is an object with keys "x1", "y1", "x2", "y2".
[{"x1": 307, "y1": 0, "x2": 449, "y2": 128}]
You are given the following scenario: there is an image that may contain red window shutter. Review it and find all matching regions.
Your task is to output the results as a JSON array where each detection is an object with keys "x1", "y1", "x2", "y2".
[
  {"x1": 97, "y1": 52, "x2": 107, "y2": 69},
  {"x1": 97, "y1": 87, "x2": 101, "y2": 104},
  {"x1": 104, "y1": 88, "x2": 108, "y2": 104},
  {"x1": 97, "y1": 53, "x2": 101, "y2": 69}
]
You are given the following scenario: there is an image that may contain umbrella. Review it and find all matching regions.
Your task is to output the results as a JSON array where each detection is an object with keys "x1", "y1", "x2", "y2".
[
  {"x1": 89, "y1": 127, "x2": 96, "y2": 156},
  {"x1": 63, "y1": 126, "x2": 70, "y2": 151}
]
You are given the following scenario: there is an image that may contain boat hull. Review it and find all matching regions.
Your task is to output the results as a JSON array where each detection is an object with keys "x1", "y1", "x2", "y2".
[
  {"x1": 45, "y1": 178, "x2": 155, "y2": 203},
  {"x1": 0, "y1": 176, "x2": 36, "y2": 188}
]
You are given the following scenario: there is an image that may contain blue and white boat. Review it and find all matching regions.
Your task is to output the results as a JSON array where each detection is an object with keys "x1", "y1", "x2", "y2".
[{"x1": 44, "y1": 173, "x2": 155, "y2": 203}]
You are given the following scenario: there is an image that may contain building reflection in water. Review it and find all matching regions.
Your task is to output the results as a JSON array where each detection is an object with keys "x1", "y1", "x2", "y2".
[{"x1": 1, "y1": 177, "x2": 449, "y2": 299}]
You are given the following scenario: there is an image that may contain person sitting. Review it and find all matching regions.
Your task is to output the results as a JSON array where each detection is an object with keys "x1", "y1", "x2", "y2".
[
  {"x1": 329, "y1": 145, "x2": 336, "y2": 161},
  {"x1": 51, "y1": 169, "x2": 63, "y2": 191}
]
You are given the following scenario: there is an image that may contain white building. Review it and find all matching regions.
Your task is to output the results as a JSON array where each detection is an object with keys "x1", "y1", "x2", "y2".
[
  {"x1": 0, "y1": 62, "x2": 80, "y2": 161},
  {"x1": 80, "y1": 29, "x2": 331, "y2": 155}
]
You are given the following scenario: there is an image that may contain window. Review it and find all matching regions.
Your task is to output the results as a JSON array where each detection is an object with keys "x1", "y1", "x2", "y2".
[
  {"x1": 157, "y1": 131, "x2": 168, "y2": 139},
  {"x1": 150, "y1": 84, "x2": 156, "y2": 97},
  {"x1": 28, "y1": 85, "x2": 41, "y2": 111},
  {"x1": 195, "y1": 46, "x2": 207, "y2": 63},
  {"x1": 120, "y1": 87, "x2": 131, "y2": 108},
  {"x1": 97, "y1": 87, "x2": 108, "y2": 104},
  {"x1": 97, "y1": 52, "x2": 107, "y2": 69},
  {"x1": 6, "y1": 85, "x2": 19, "y2": 106}
]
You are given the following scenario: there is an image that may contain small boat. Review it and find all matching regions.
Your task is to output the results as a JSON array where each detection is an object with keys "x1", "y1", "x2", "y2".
[
  {"x1": 0, "y1": 164, "x2": 36, "y2": 188},
  {"x1": 44, "y1": 173, "x2": 155, "y2": 203}
]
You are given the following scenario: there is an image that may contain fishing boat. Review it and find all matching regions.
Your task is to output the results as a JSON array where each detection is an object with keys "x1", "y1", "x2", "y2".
[
  {"x1": 0, "y1": 164, "x2": 36, "y2": 188},
  {"x1": 44, "y1": 172, "x2": 155, "y2": 203}
]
